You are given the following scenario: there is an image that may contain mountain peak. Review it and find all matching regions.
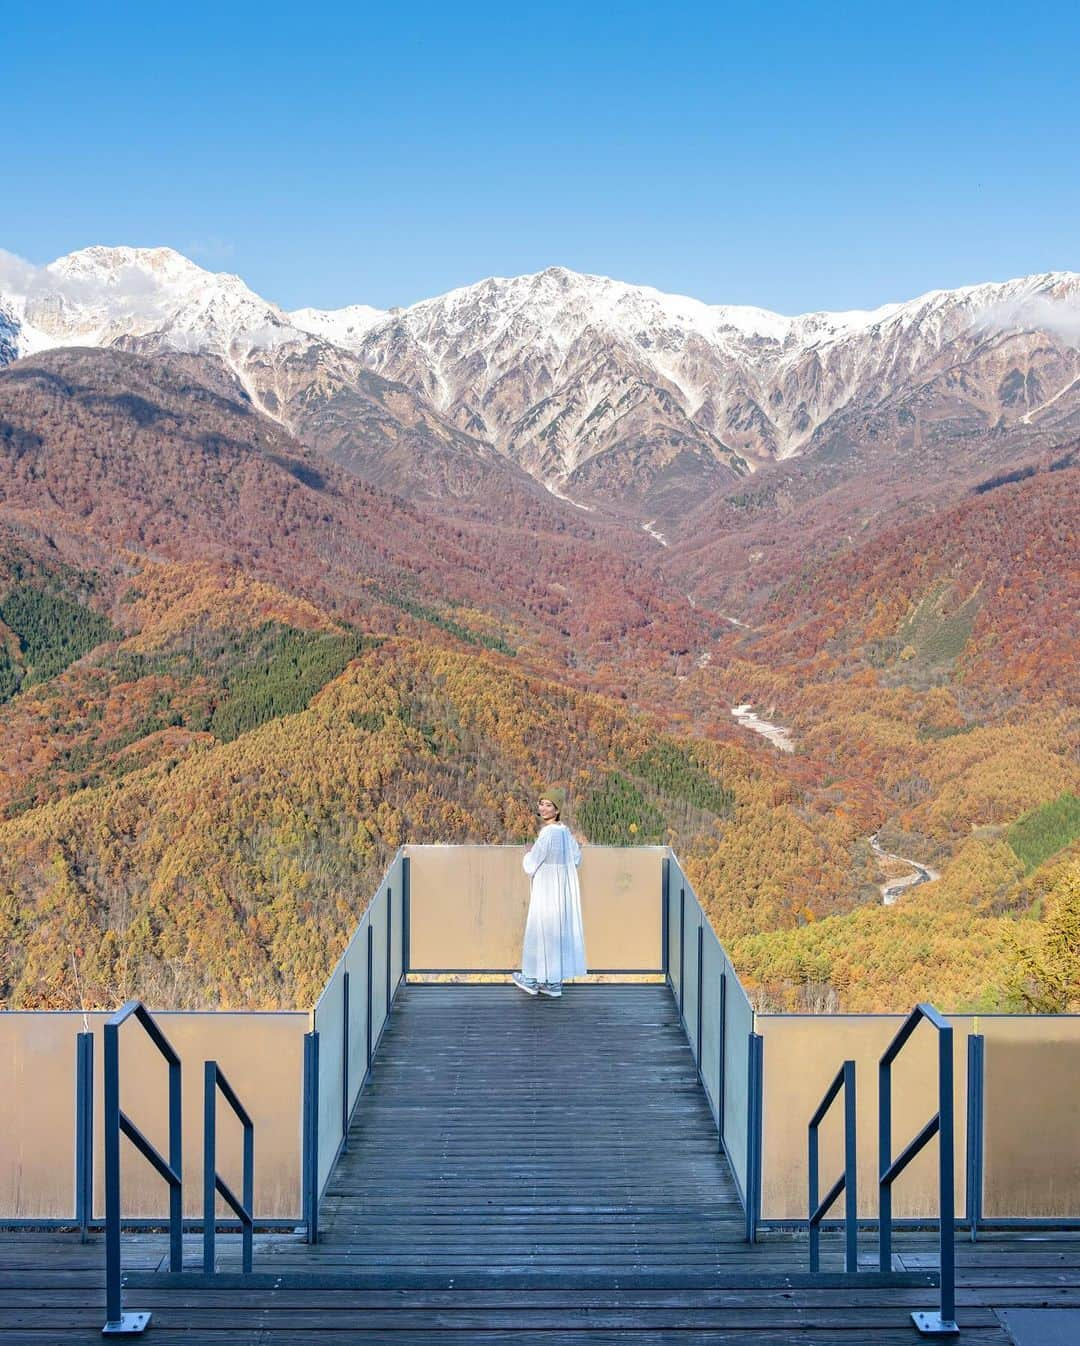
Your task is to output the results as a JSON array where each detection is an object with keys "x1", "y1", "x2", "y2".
[
  {"x1": 2, "y1": 246, "x2": 1079, "y2": 512},
  {"x1": 53, "y1": 243, "x2": 197, "y2": 273},
  {"x1": 15, "y1": 245, "x2": 291, "y2": 356}
]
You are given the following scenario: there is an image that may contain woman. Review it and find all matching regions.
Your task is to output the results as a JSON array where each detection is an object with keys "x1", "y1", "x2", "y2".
[{"x1": 512, "y1": 787, "x2": 587, "y2": 998}]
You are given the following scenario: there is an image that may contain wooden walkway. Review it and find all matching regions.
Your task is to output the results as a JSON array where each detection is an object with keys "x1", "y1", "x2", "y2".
[{"x1": 2, "y1": 985, "x2": 1079, "y2": 1342}]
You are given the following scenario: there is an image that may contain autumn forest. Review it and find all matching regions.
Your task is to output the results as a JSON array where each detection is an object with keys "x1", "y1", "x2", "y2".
[{"x1": 0, "y1": 349, "x2": 1077, "y2": 1015}]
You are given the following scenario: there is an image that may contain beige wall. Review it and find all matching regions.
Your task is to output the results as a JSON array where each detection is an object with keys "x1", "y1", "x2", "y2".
[
  {"x1": 0, "y1": 1014, "x2": 81, "y2": 1219},
  {"x1": 0, "y1": 1011, "x2": 307, "y2": 1221},
  {"x1": 759, "y1": 1014, "x2": 972, "y2": 1221},
  {"x1": 405, "y1": 844, "x2": 665, "y2": 972},
  {"x1": 980, "y1": 1016, "x2": 1080, "y2": 1218},
  {"x1": 759, "y1": 1013, "x2": 1080, "y2": 1222}
]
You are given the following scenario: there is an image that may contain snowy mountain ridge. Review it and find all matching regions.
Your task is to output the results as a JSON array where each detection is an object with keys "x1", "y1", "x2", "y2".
[
  {"x1": 2, "y1": 246, "x2": 1078, "y2": 510},
  {"x1": 311, "y1": 264, "x2": 1079, "y2": 476}
]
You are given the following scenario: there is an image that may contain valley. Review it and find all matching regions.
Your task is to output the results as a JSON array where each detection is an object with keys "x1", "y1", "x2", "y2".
[{"x1": 0, "y1": 248, "x2": 1076, "y2": 1016}]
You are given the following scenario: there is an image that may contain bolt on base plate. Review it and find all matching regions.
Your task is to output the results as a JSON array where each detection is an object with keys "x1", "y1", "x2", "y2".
[
  {"x1": 102, "y1": 1310, "x2": 151, "y2": 1335},
  {"x1": 912, "y1": 1310, "x2": 960, "y2": 1336}
]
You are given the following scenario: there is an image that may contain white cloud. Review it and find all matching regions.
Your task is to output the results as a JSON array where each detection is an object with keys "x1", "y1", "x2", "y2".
[
  {"x1": 976, "y1": 292, "x2": 1080, "y2": 348},
  {"x1": 0, "y1": 248, "x2": 166, "y2": 324},
  {"x1": 0, "y1": 248, "x2": 40, "y2": 298}
]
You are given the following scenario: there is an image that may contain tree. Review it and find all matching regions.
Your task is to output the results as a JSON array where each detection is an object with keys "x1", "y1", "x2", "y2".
[{"x1": 1007, "y1": 858, "x2": 1080, "y2": 1012}]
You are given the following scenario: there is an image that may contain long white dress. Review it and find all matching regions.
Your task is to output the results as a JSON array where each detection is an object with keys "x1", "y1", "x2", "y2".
[{"x1": 521, "y1": 822, "x2": 587, "y2": 985}]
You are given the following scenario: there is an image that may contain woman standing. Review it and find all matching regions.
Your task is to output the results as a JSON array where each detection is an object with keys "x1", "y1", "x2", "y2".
[{"x1": 512, "y1": 788, "x2": 587, "y2": 998}]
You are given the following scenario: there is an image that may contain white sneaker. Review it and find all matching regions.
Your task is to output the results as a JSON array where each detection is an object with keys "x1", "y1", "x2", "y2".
[
  {"x1": 538, "y1": 983, "x2": 562, "y2": 998},
  {"x1": 511, "y1": 973, "x2": 538, "y2": 996}
]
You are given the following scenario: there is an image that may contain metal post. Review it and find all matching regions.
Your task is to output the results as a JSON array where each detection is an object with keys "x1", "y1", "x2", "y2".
[
  {"x1": 660, "y1": 857, "x2": 670, "y2": 983},
  {"x1": 938, "y1": 1025, "x2": 956, "y2": 1327},
  {"x1": 366, "y1": 923, "x2": 374, "y2": 1074},
  {"x1": 341, "y1": 971, "x2": 350, "y2": 1147},
  {"x1": 879, "y1": 1054, "x2": 892, "y2": 1273},
  {"x1": 101, "y1": 1004, "x2": 178, "y2": 1334},
  {"x1": 695, "y1": 924, "x2": 704, "y2": 1067},
  {"x1": 678, "y1": 887, "x2": 685, "y2": 1016},
  {"x1": 745, "y1": 1032, "x2": 763, "y2": 1243},
  {"x1": 168, "y1": 1047, "x2": 182, "y2": 1273},
  {"x1": 753, "y1": 1033, "x2": 764, "y2": 1242},
  {"x1": 402, "y1": 855, "x2": 411, "y2": 981},
  {"x1": 203, "y1": 1062, "x2": 217, "y2": 1274},
  {"x1": 717, "y1": 971, "x2": 727, "y2": 1151},
  {"x1": 808, "y1": 1105, "x2": 820, "y2": 1273},
  {"x1": 302, "y1": 1031, "x2": 320, "y2": 1244},
  {"x1": 75, "y1": 1032, "x2": 94, "y2": 1242},
  {"x1": 103, "y1": 1021, "x2": 122, "y2": 1327},
  {"x1": 102, "y1": 1023, "x2": 151, "y2": 1333},
  {"x1": 242, "y1": 1102, "x2": 254, "y2": 1275},
  {"x1": 843, "y1": 1059, "x2": 858, "y2": 1274},
  {"x1": 966, "y1": 1035, "x2": 985, "y2": 1243},
  {"x1": 385, "y1": 886, "x2": 393, "y2": 1016}
]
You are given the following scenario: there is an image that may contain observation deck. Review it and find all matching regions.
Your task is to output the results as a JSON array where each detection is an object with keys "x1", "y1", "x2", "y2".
[{"x1": 2, "y1": 845, "x2": 1078, "y2": 1343}]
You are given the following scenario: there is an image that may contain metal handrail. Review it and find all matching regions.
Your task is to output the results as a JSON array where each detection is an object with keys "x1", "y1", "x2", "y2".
[
  {"x1": 203, "y1": 1061, "x2": 255, "y2": 1274},
  {"x1": 965, "y1": 1034, "x2": 985, "y2": 1243},
  {"x1": 879, "y1": 1003, "x2": 958, "y2": 1336},
  {"x1": 103, "y1": 1000, "x2": 182, "y2": 1336},
  {"x1": 808, "y1": 1059, "x2": 857, "y2": 1272},
  {"x1": 75, "y1": 1031, "x2": 94, "y2": 1243},
  {"x1": 664, "y1": 855, "x2": 760, "y2": 1238}
]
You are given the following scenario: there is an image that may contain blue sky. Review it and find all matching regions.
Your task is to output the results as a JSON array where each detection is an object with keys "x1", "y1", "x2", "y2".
[{"x1": 7, "y1": 1, "x2": 1079, "y2": 313}]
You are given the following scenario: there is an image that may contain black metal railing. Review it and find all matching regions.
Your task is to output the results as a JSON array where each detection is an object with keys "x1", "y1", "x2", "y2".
[
  {"x1": 745, "y1": 1032, "x2": 764, "y2": 1243},
  {"x1": 74, "y1": 1031, "x2": 94, "y2": 1243},
  {"x1": 304, "y1": 856, "x2": 411, "y2": 1244},
  {"x1": 965, "y1": 1033, "x2": 985, "y2": 1242},
  {"x1": 203, "y1": 1061, "x2": 255, "y2": 1274},
  {"x1": 808, "y1": 1059, "x2": 857, "y2": 1272},
  {"x1": 879, "y1": 1003, "x2": 958, "y2": 1336},
  {"x1": 664, "y1": 855, "x2": 761, "y2": 1242},
  {"x1": 302, "y1": 1029, "x2": 320, "y2": 1243},
  {"x1": 103, "y1": 1000, "x2": 182, "y2": 1336}
]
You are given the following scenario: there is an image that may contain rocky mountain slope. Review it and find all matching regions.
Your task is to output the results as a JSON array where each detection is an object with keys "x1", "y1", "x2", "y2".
[
  {"x1": 0, "y1": 248, "x2": 538, "y2": 503},
  {"x1": 0, "y1": 347, "x2": 703, "y2": 675},
  {"x1": 297, "y1": 266, "x2": 1080, "y2": 508},
  {"x1": 3, "y1": 248, "x2": 1077, "y2": 524}
]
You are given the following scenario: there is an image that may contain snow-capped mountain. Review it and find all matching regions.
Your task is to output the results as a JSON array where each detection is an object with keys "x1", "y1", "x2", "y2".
[
  {"x1": 0, "y1": 247, "x2": 524, "y2": 501},
  {"x1": 295, "y1": 266, "x2": 1080, "y2": 486},
  {"x1": 2, "y1": 246, "x2": 1078, "y2": 516},
  {"x1": 22, "y1": 246, "x2": 293, "y2": 352},
  {"x1": 1, "y1": 246, "x2": 308, "y2": 417}
]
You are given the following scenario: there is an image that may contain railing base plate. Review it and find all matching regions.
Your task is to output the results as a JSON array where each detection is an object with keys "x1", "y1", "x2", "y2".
[
  {"x1": 102, "y1": 1311, "x2": 151, "y2": 1335},
  {"x1": 912, "y1": 1310, "x2": 959, "y2": 1336}
]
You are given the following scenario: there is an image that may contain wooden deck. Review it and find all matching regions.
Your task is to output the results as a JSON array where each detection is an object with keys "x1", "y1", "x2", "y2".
[{"x1": 3, "y1": 984, "x2": 1079, "y2": 1342}]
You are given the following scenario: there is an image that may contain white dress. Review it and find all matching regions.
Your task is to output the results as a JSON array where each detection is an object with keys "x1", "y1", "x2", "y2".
[{"x1": 521, "y1": 822, "x2": 587, "y2": 985}]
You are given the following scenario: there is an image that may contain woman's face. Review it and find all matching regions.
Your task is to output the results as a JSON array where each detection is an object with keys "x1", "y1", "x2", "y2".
[{"x1": 537, "y1": 797, "x2": 558, "y2": 821}]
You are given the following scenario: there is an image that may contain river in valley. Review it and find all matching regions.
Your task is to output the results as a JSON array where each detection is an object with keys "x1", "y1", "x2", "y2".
[
  {"x1": 730, "y1": 704, "x2": 795, "y2": 752},
  {"x1": 869, "y1": 831, "x2": 940, "y2": 905}
]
